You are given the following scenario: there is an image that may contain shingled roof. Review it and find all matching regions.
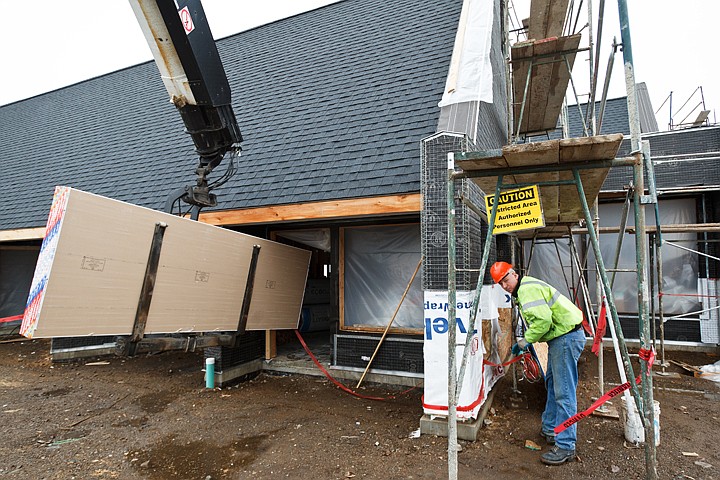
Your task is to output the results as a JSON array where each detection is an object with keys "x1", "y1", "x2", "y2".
[{"x1": 0, "y1": 0, "x2": 463, "y2": 231}]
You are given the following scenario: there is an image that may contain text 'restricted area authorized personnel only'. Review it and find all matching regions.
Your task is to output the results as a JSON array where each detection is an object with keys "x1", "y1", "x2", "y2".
[{"x1": 484, "y1": 185, "x2": 545, "y2": 234}]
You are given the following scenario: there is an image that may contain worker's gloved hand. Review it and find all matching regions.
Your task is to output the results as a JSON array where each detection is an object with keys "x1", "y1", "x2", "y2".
[{"x1": 511, "y1": 338, "x2": 529, "y2": 356}]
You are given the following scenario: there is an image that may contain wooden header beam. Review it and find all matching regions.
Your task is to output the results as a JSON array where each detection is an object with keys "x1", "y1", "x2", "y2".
[
  {"x1": 199, "y1": 194, "x2": 421, "y2": 227},
  {"x1": 0, "y1": 227, "x2": 45, "y2": 242},
  {"x1": 0, "y1": 194, "x2": 422, "y2": 243}
]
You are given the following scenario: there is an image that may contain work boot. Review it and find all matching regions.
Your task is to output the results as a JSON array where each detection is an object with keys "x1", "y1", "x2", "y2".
[
  {"x1": 539, "y1": 430, "x2": 555, "y2": 445},
  {"x1": 540, "y1": 446, "x2": 576, "y2": 465}
]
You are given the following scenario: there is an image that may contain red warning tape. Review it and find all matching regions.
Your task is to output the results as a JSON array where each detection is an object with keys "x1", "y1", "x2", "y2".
[
  {"x1": 482, "y1": 352, "x2": 528, "y2": 368},
  {"x1": 591, "y1": 300, "x2": 607, "y2": 356},
  {"x1": 554, "y1": 347, "x2": 655, "y2": 435},
  {"x1": 293, "y1": 330, "x2": 420, "y2": 401}
]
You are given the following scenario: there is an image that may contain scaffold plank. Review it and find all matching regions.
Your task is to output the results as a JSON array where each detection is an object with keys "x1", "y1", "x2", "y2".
[
  {"x1": 528, "y1": 0, "x2": 570, "y2": 40},
  {"x1": 503, "y1": 140, "x2": 560, "y2": 223},
  {"x1": 454, "y1": 134, "x2": 624, "y2": 239},
  {"x1": 511, "y1": 34, "x2": 582, "y2": 135},
  {"x1": 556, "y1": 135, "x2": 623, "y2": 222}
]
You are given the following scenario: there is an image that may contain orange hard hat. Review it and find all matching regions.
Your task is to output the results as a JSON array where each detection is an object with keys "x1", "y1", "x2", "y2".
[{"x1": 490, "y1": 261, "x2": 514, "y2": 284}]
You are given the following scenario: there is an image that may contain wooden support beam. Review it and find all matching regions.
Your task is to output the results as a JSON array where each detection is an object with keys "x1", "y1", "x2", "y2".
[
  {"x1": 0, "y1": 227, "x2": 45, "y2": 242},
  {"x1": 265, "y1": 330, "x2": 277, "y2": 360},
  {"x1": 1, "y1": 195, "x2": 421, "y2": 243},
  {"x1": 199, "y1": 194, "x2": 421, "y2": 226}
]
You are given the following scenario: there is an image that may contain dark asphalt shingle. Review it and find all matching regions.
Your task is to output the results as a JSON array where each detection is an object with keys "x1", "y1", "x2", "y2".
[{"x1": 0, "y1": 0, "x2": 463, "y2": 231}]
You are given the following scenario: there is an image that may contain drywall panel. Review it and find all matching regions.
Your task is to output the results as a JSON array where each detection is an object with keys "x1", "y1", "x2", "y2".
[{"x1": 21, "y1": 187, "x2": 310, "y2": 338}]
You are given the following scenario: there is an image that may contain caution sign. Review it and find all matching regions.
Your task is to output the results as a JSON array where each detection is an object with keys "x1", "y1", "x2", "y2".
[{"x1": 484, "y1": 185, "x2": 545, "y2": 234}]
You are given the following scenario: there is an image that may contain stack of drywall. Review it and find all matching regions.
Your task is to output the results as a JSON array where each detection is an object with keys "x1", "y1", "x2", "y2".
[{"x1": 21, "y1": 186, "x2": 310, "y2": 338}]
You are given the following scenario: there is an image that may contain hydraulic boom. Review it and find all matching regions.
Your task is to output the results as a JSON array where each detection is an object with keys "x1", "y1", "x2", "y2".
[{"x1": 129, "y1": 0, "x2": 242, "y2": 216}]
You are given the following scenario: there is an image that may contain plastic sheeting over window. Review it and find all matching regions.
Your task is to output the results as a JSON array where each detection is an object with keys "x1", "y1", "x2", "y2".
[
  {"x1": 590, "y1": 198, "x2": 700, "y2": 316},
  {"x1": 525, "y1": 236, "x2": 578, "y2": 302},
  {"x1": 275, "y1": 229, "x2": 331, "y2": 252},
  {"x1": 527, "y1": 198, "x2": 701, "y2": 317},
  {"x1": 342, "y1": 225, "x2": 423, "y2": 330},
  {"x1": 0, "y1": 247, "x2": 40, "y2": 333}
]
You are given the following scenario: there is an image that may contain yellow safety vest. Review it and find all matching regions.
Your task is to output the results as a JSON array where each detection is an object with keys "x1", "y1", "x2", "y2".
[{"x1": 516, "y1": 275, "x2": 583, "y2": 344}]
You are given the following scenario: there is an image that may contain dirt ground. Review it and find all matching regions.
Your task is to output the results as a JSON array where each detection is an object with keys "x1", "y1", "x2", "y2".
[{"x1": 0, "y1": 338, "x2": 718, "y2": 480}]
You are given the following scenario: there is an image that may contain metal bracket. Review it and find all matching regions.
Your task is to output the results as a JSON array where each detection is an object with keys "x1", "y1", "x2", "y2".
[
  {"x1": 640, "y1": 195, "x2": 655, "y2": 205},
  {"x1": 116, "y1": 237, "x2": 262, "y2": 356},
  {"x1": 122, "y1": 222, "x2": 167, "y2": 356},
  {"x1": 234, "y1": 245, "x2": 261, "y2": 345},
  {"x1": 164, "y1": 185, "x2": 203, "y2": 220}
]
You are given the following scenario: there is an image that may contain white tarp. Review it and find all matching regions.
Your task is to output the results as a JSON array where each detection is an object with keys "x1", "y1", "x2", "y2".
[
  {"x1": 276, "y1": 229, "x2": 331, "y2": 252},
  {"x1": 343, "y1": 225, "x2": 422, "y2": 329},
  {"x1": 700, "y1": 360, "x2": 720, "y2": 383},
  {"x1": 527, "y1": 198, "x2": 701, "y2": 317},
  {"x1": 438, "y1": 0, "x2": 494, "y2": 107},
  {"x1": 423, "y1": 286, "x2": 507, "y2": 419},
  {"x1": 590, "y1": 199, "x2": 700, "y2": 316}
]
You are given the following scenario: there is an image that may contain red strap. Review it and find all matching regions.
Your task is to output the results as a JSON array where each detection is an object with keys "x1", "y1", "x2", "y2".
[
  {"x1": 591, "y1": 299, "x2": 607, "y2": 356},
  {"x1": 0, "y1": 315, "x2": 23, "y2": 324},
  {"x1": 638, "y1": 347, "x2": 656, "y2": 368},
  {"x1": 482, "y1": 352, "x2": 530, "y2": 368}
]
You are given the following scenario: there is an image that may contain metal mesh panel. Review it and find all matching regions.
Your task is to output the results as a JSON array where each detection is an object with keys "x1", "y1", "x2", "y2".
[
  {"x1": 616, "y1": 317, "x2": 701, "y2": 343},
  {"x1": 51, "y1": 336, "x2": 116, "y2": 351},
  {"x1": 204, "y1": 331, "x2": 264, "y2": 372},
  {"x1": 421, "y1": 133, "x2": 496, "y2": 290},
  {"x1": 333, "y1": 333, "x2": 423, "y2": 374},
  {"x1": 495, "y1": 234, "x2": 513, "y2": 265}
]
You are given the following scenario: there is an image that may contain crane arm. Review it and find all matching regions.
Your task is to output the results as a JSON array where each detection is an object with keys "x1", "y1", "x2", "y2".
[{"x1": 129, "y1": 0, "x2": 242, "y2": 210}]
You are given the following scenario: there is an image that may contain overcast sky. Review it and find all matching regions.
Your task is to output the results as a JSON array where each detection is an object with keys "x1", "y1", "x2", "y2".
[{"x1": 1, "y1": 0, "x2": 717, "y2": 130}]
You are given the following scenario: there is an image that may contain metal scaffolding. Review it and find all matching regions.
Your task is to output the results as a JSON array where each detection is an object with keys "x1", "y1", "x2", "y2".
[{"x1": 443, "y1": 1, "x2": 665, "y2": 479}]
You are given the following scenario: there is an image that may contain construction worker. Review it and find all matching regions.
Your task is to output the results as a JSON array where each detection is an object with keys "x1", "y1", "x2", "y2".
[{"x1": 490, "y1": 261, "x2": 585, "y2": 466}]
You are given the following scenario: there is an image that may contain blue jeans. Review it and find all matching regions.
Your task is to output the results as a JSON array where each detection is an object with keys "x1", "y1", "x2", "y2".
[{"x1": 541, "y1": 328, "x2": 585, "y2": 451}]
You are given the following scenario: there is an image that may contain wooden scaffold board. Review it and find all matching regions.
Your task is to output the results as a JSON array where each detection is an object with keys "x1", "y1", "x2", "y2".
[
  {"x1": 511, "y1": 34, "x2": 582, "y2": 136},
  {"x1": 528, "y1": 0, "x2": 570, "y2": 40},
  {"x1": 455, "y1": 134, "x2": 624, "y2": 239}
]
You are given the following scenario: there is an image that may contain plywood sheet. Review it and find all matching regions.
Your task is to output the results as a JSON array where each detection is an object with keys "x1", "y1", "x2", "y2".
[
  {"x1": 21, "y1": 187, "x2": 311, "y2": 338},
  {"x1": 482, "y1": 319, "x2": 493, "y2": 356},
  {"x1": 497, "y1": 307, "x2": 513, "y2": 360},
  {"x1": 458, "y1": 152, "x2": 514, "y2": 196},
  {"x1": 556, "y1": 135, "x2": 621, "y2": 223},
  {"x1": 532, "y1": 341, "x2": 549, "y2": 376}
]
